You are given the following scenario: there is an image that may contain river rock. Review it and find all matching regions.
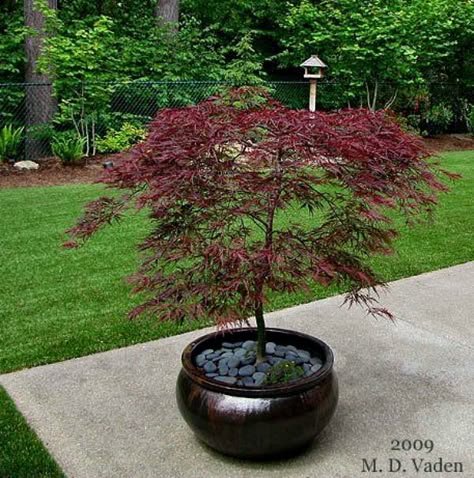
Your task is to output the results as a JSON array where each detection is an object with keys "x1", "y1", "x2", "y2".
[
  {"x1": 203, "y1": 362, "x2": 217, "y2": 373},
  {"x1": 265, "y1": 342, "x2": 276, "y2": 354},
  {"x1": 238, "y1": 365, "x2": 255, "y2": 376},
  {"x1": 252, "y1": 372, "x2": 266, "y2": 386},
  {"x1": 214, "y1": 376, "x2": 237, "y2": 385}
]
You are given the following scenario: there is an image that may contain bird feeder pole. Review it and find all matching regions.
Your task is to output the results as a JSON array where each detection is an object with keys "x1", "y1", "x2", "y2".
[
  {"x1": 300, "y1": 55, "x2": 328, "y2": 112},
  {"x1": 309, "y1": 80, "x2": 317, "y2": 112}
]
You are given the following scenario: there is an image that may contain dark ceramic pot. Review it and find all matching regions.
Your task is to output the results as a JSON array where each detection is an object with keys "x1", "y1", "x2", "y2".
[{"x1": 176, "y1": 327, "x2": 338, "y2": 458}]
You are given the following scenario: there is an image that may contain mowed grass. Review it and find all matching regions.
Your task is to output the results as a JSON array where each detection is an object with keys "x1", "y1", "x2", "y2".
[
  {"x1": 1, "y1": 151, "x2": 473, "y2": 374},
  {"x1": 0, "y1": 385, "x2": 65, "y2": 478}
]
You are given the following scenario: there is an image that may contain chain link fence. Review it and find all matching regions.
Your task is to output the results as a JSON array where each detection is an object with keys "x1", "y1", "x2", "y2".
[
  {"x1": 0, "y1": 80, "x2": 312, "y2": 161},
  {"x1": 0, "y1": 79, "x2": 471, "y2": 160}
]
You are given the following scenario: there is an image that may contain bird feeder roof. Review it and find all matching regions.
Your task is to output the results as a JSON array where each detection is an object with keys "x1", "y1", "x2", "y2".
[{"x1": 300, "y1": 55, "x2": 327, "y2": 68}]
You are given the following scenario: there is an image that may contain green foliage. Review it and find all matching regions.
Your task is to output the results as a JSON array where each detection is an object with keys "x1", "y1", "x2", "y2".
[
  {"x1": 279, "y1": 0, "x2": 474, "y2": 112},
  {"x1": 51, "y1": 131, "x2": 86, "y2": 163},
  {"x1": 0, "y1": 1, "x2": 26, "y2": 82},
  {"x1": 2, "y1": 0, "x2": 473, "y2": 137},
  {"x1": 217, "y1": 86, "x2": 271, "y2": 110},
  {"x1": 125, "y1": 17, "x2": 227, "y2": 81},
  {"x1": 468, "y1": 107, "x2": 474, "y2": 135},
  {"x1": 182, "y1": 0, "x2": 302, "y2": 60},
  {"x1": 35, "y1": 3, "x2": 266, "y2": 154},
  {"x1": 404, "y1": 102, "x2": 455, "y2": 136},
  {"x1": 424, "y1": 104, "x2": 454, "y2": 135},
  {"x1": 96, "y1": 122, "x2": 147, "y2": 153},
  {"x1": 264, "y1": 360, "x2": 304, "y2": 385},
  {"x1": 223, "y1": 33, "x2": 266, "y2": 85},
  {"x1": 0, "y1": 386, "x2": 65, "y2": 477},
  {"x1": 0, "y1": 125, "x2": 24, "y2": 162},
  {"x1": 402, "y1": 115, "x2": 426, "y2": 136},
  {"x1": 38, "y1": 8, "x2": 119, "y2": 155}
]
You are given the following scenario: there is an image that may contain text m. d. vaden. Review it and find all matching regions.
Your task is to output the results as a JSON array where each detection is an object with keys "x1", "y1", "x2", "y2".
[{"x1": 362, "y1": 457, "x2": 463, "y2": 473}]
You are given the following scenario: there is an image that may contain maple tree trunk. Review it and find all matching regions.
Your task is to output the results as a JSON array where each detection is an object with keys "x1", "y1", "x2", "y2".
[
  {"x1": 255, "y1": 295, "x2": 266, "y2": 362},
  {"x1": 24, "y1": 0, "x2": 57, "y2": 160},
  {"x1": 156, "y1": 0, "x2": 180, "y2": 29}
]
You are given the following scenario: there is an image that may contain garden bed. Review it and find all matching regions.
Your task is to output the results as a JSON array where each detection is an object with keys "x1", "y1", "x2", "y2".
[
  {"x1": 0, "y1": 153, "x2": 127, "y2": 189},
  {"x1": 0, "y1": 136, "x2": 473, "y2": 189},
  {"x1": 423, "y1": 134, "x2": 474, "y2": 153}
]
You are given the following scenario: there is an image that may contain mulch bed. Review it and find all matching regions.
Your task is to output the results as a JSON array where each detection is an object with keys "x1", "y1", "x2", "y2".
[
  {"x1": 423, "y1": 134, "x2": 474, "y2": 153},
  {"x1": 0, "y1": 153, "x2": 126, "y2": 189},
  {"x1": 1, "y1": 135, "x2": 473, "y2": 189}
]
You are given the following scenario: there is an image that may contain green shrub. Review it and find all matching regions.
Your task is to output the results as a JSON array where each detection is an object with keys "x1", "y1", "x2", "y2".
[
  {"x1": 0, "y1": 125, "x2": 24, "y2": 162},
  {"x1": 468, "y1": 106, "x2": 474, "y2": 134},
  {"x1": 51, "y1": 132, "x2": 86, "y2": 163},
  {"x1": 96, "y1": 122, "x2": 147, "y2": 154},
  {"x1": 264, "y1": 360, "x2": 304, "y2": 385},
  {"x1": 396, "y1": 114, "x2": 423, "y2": 136},
  {"x1": 424, "y1": 104, "x2": 454, "y2": 135}
]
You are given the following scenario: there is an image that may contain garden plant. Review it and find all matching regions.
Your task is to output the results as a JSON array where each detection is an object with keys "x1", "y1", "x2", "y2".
[
  {"x1": 0, "y1": 125, "x2": 24, "y2": 162},
  {"x1": 66, "y1": 88, "x2": 456, "y2": 367},
  {"x1": 51, "y1": 132, "x2": 86, "y2": 164}
]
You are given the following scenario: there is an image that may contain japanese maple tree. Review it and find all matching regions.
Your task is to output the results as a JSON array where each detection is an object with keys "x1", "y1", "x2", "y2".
[{"x1": 66, "y1": 88, "x2": 455, "y2": 361}]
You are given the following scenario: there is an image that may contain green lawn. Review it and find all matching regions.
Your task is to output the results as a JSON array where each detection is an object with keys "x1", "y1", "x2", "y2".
[
  {"x1": 0, "y1": 386, "x2": 65, "y2": 478},
  {"x1": 1, "y1": 151, "x2": 473, "y2": 375}
]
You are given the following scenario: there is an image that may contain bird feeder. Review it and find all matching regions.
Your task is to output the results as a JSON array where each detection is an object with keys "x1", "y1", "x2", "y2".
[{"x1": 300, "y1": 55, "x2": 327, "y2": 112}]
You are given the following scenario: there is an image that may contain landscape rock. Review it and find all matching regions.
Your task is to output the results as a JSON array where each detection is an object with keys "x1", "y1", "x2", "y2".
[
  {"x1": 13, "y1": 160, "x2": 39, "y2": 171},
  {"x1": 238, "y1": 365, "x2": 255, "y2": 376},
  {"x1": 265, "y1": 342, "x2": 276, "y2": 354},
  {"x1": 228, "y1": 367, "x2": 238, "y2": 377},
  {"x1": 221, "y1": 342, "x2": 238, "y2": 349},
  {"x1": 226, "y1": 357, "x2": 240, "y2": 368},
  {"x1": 218, "y1": 365, "x2": 229, "y2": 376},
  {"x1": 203, "y1": 362, "x2": 217, "y2": 373},
  {"x1": 242, "y1": 340, "x2": 256, "y2": 351},
  {"x1": 311, "y1": 364, "x2": 322, "y2": 373},
  {"x1": 297, "y1": 349, "x2": 311, "y2": 360},
  {"x1": 195, "y1": 354, "x2": 206, "y2": 366},
  {"x1": 240, "y1": 355, "x2": 255, "y2": 366},
  {"x1": 214, "y1": 376, "x2": 237, "y2": 385},
  {"x1": 256, "y1": 362, "x2": 271, "y2": 373},
  {"x1": 196, "y1": 339, "x2": 323, "y2": 386},
  {"x1": 252, "y1": 372, "x2": 266, "y2": 386}
]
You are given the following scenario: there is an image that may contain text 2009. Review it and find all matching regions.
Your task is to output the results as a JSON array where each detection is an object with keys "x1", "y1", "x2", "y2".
[{"x1": 391, "y1": 439, "x2": 434, "y2": 453}]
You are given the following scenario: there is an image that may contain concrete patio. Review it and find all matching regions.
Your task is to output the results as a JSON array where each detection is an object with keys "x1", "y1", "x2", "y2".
[{"x1": 1, "y1": 262, "x2": 473, "y2": 477}]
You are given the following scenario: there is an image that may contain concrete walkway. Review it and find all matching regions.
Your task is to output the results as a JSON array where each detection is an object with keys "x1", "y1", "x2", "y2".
[{"x1": 1, "y1": 262, "x2": 473, "y2": 478}]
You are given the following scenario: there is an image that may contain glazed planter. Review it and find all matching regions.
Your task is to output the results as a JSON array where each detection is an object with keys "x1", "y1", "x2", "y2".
[{"x1": 176, "y1": 327, "x2": 338, "y2": 458}]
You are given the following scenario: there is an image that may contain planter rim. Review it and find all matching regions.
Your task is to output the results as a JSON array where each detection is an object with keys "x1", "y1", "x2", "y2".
[{"x1": 181, "y1": 327, "x2": 334, "y2": 398}]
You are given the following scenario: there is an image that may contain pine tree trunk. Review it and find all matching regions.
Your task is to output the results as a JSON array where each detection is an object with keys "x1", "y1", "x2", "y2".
[
  {"x1": 24, "y1": 0, "x2": 57, "y2": 160},
  {"x1": 156, "y1": 0, "x2": 180, "y2": 29}
]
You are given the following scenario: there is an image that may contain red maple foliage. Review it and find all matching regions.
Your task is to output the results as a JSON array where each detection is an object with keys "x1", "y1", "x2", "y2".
[{"x1": 66, "y1": 88, "x2": 455, "y2": 360}]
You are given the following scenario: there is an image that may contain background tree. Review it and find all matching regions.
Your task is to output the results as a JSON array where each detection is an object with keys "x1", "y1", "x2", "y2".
[
  {"x1": 156, "y1": 0, "x2": 180, "y2": 28},
  {"x1": 0, "y1": 0, "x2": 25, "y2": 82},
  {"x1": 2, "y1": 0, "x2": 473, "y2": 146},
  {"x1": 24, "y1": 0, "x2": 57, "y2": 159},
  {"x1": 278, "y1": 0, "x2": 474, "y2": 122}
]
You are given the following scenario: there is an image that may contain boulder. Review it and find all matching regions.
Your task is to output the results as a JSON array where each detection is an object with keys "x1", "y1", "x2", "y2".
[{"x1": 13, "y1": 160, "x2": 39, "y2": 171}]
